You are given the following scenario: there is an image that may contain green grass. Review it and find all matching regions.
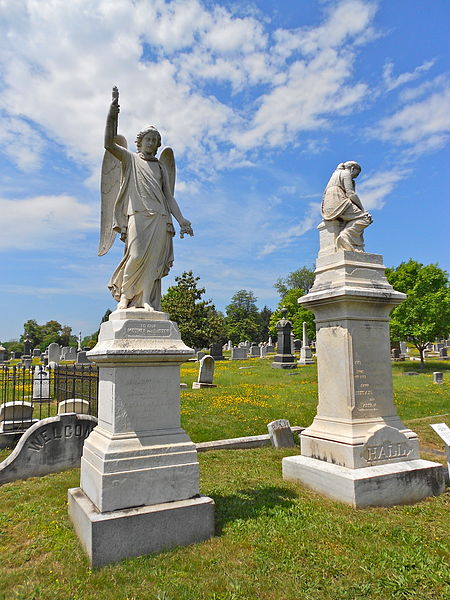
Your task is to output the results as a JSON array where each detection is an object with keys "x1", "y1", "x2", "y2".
[
  {"x1": 180, "y1": 358, "x2": 450, "y2": 445},
  {"x1": 0, "y1": 358, "x2": 449, "y2": 599}
]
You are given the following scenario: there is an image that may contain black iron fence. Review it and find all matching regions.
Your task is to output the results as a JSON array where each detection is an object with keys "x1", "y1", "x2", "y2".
[{"x1": 0, "y1": 364, "x2": 98, "y2": 441}]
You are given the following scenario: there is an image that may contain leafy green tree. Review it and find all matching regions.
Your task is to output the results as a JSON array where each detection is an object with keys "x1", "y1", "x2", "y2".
[
  {"x1": 225, "y1": 290, "x2": 260, "y2": 344},
  {"x1": 274, "y1": 266, "x2": 315, "y2": 298},
  {"x1": 386, "y1": 260, "x2": 450, "y2": 367},
  {"x1": 269, "y1": 288, "x2": 315, "y2": 341},
  {"x1": 21, "y1": 319, "x2": 77, "y2": 351},
  {"x1": 161, "y1": 271, "x2": 227, "y2": 349}
]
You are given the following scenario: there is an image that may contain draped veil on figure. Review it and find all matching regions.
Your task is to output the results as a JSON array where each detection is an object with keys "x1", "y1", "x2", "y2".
[{"x1": 321, "y1": 161, "x2": 372, "y2": 252}]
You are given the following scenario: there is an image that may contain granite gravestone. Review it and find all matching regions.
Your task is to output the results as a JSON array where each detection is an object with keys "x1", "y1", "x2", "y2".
[
  {"x1": 271, "y1": 309, "x2": 297, "y2": 369},
  {"x1": 210, "y1": 342, "x2": 225, "y2": 361},
  {"x1": 230, "y1": 347, "x2": 247, "y2": 360}
]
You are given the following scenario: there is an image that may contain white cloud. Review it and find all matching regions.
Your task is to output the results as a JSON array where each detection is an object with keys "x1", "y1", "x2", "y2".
[
  {"x1": 0, "y1": 0, "x2": 377, "y2": 177},
  {"x1": 259, "y1": 202, "x2": 321, "y2": 257},
  {"x1": 358, "y1": 169, "x2": 408, "y2": 211},
  {"x1": 373, "y1": 85, "x2": 450, "y2": 154},
  {"x1": 383, "y1": 60, "x2": 435, "y2": 92},
  {"x1": 0, "y1": 195, "x2": 96, "y2": 250}
]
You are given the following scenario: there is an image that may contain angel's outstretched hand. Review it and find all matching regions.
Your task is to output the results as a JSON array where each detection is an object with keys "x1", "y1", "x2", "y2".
[{"x1": 179, "y1": 219, "x2": 194, "y2": 238}]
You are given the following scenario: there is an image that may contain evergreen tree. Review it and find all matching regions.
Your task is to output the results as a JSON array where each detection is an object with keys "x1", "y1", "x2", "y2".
[
  {"x1": 161, "y1": 271, "x2": 227, "y2": 349},
  {"x1": 225, "y1": 290, "x2": 260, "y2": 344}
]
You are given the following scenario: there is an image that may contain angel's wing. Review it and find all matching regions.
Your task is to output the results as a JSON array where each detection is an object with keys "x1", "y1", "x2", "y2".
[
  {"x1": 159, "y1": 147, "x2": 176, "y2": 197},
  {"x1": 98, "y1": 134, "x2": 127, "y2": 256}
]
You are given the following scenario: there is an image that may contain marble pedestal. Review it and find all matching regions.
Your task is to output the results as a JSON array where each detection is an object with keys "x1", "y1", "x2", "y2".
[
  {"x1": 282, "y1": 232, "x2": 445, "y2": 507},
  {"x1": 68, "y1": 308, "x2": 215, "y2": 566}
]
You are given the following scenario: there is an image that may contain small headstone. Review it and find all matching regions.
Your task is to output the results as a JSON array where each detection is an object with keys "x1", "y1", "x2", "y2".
[
  {"x1": 192, "y1": 356, "x2": 216, "y2": 389},
  {"x1": 399, "y1": 341, "x2": 407, "y2": 355},
  {"x1": 249, "y1": 345, "x2": 260, "y2": 358},
  {"x1": 196, "y1": 351, "x2": 206, "y2": 362},
  {"x1": 267, "y1": 419, "x2": 295, "y2": 448},
  {"x1": 227, "y1": 340, "x2": 232, "y2": 351},
  {"x1": 403, "y1": 372, "x2": 419, "y2": 376},
  {"x1": 33, "y1": 368, "x2": 50, "y2": 400},
  {"x1": 66, "y1": 347, "x2": 77, "y2": 361},
  {"x1": 209, "y1": 342, "x2": 225, "y2": 361},
  {"x1": 58, "y1": 399, "x2": 90, "y2": 414},
  {"x1": 32, "y1": 348, "x2": 41, "y2": 357},
  {"x1": 22, "y1": 358, "x2": 32, "y2": 369},
  {"x1": 180, "y1": 383, "x2": 188, "y2": 389},
  {"x1": 0, "y1": 401, "x2": 37, "y2": 432},
  {"x1": 266, "y1": 344, "x2": 274, "y2": 353},
  {"x1": 230, "y1": 347, "x2": 247, "y2": 360},
  {"x1": 439, "y1": 348, "x2": 448, "y2": 359},
  {"x1": 259, "y1": 346, "x2": 267, "y2": 358},
  {"x1": 48, "y1": 343, "x2": 61, "y2": 364},
  {"x1": 10, "y1": 352, "x2": 16, "y2": 360},
  {"x1": 391, "y1": 348, "x2": 400, "y2": 359},
  {"x1": 433, "y1": 372, "x2": 444, "y2": 384},
  {"x1": 76, "y1": 351, "x2": 91, "y2": 365},
  {"x1": 61, "y1": 346, "x2": 69, "y2": 360}
]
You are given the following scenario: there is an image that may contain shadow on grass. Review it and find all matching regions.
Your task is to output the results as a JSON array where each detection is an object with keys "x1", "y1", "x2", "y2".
[{"x1": 212, "y1": 485, "x2": 298, "y2": 534}]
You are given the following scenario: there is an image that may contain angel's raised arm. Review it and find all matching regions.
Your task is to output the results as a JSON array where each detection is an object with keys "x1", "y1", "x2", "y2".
[{"x1": 104, "y1": 87, "x2": 127, "y2": 161}]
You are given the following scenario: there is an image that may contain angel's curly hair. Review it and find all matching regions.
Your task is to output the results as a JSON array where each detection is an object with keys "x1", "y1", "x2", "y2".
[{"x1": 135, "y1": 126, "x2": 162, "y2": 153}]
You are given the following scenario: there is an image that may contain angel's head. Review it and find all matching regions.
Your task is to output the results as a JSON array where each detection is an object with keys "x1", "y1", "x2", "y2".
[{"x1": 135, "y1": 126, "x2": 161, "y2": 156}]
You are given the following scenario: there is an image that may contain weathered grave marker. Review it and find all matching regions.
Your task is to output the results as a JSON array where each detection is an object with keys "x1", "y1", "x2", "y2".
[
  {"x1": 0, "y1": 413, "x2": 97, "y2": 484},
  {"x1": 267, "y1": 419, "x2": 295, "y2": 448},
  {"x1": 192, "y1": 356, "x2": 216, "y2": 389}
]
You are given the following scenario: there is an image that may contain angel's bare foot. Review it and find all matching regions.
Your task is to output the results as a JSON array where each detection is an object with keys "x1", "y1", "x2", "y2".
[{"x1": 118, "y1": 295, "x2": 128, "y2": 310}]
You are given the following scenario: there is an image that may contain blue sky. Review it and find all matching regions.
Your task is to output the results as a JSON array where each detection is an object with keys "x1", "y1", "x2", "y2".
[{"x1": 0, "y1": 0, "x2": 449, "y2": 342}]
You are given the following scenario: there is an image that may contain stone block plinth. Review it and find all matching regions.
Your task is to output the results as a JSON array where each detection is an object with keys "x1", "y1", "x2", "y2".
[
  {"x1": 69, "y1": 308, "x2": 215, "y2": 565},
  {"x1": 68, "y1": 488, "x2": 215, "y2": 567}
]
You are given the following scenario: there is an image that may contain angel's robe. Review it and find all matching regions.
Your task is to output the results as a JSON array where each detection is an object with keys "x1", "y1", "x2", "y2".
[{"x1": 108, "y1": 150, "x2": 175, "y2": 309}]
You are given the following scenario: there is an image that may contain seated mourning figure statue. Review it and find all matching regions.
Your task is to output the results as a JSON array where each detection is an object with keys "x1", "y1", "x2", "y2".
[{"x1": 321, "y1": 161, "x2": 372, "y2": 252}]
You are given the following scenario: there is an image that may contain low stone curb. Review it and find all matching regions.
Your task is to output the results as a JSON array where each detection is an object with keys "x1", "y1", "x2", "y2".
[{"x1": 196, "y1": 426, "x2": 304, "y2": 452}]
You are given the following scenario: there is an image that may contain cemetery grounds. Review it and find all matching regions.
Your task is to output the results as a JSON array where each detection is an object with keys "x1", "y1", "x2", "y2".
[{"x1": 0, "y1": 358, "x2": 449, "y2": 600}]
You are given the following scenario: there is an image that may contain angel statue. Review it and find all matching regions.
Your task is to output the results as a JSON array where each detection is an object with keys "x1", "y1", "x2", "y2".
[
  {"x1": 99, "y1": 87, "x2": 193, "y2": 311},
  {"x1": 321, "y1": 161, "x2": 372, "y2": 252}
]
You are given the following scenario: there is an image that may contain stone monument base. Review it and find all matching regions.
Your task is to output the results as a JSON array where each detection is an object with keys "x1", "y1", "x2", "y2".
[
  {"x1": 282, "y1": 456, "x2": 445, "y2": 508},
  {"x1": 192, "y1": 382, "x2": 217, "y2": 389},
  {"x1": 68, "y1": 488, "x2": 215, "y2": 568},
  {"x1": 271, "y1": 359, "x2": 297, "y2": 370}
]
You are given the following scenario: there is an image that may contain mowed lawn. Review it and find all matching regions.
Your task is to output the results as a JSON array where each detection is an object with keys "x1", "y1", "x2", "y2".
[{"x1": 0, "y1": 359, "x2": 449, "y2": 600}]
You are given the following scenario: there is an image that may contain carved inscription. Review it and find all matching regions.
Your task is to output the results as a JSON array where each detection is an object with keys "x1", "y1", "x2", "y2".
[
  {"x1": 27, "y1": 423, "x2": 95, "y2": 452},
  {"x1": 365, "y1": 442, "x2": 412, "y2": 462},
  {"x1": 123, "y1": 323, "x2": 171, "y2": 338},
  {"x1": 352, "y1": 361, "x2": 377, "y2": 410}
]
